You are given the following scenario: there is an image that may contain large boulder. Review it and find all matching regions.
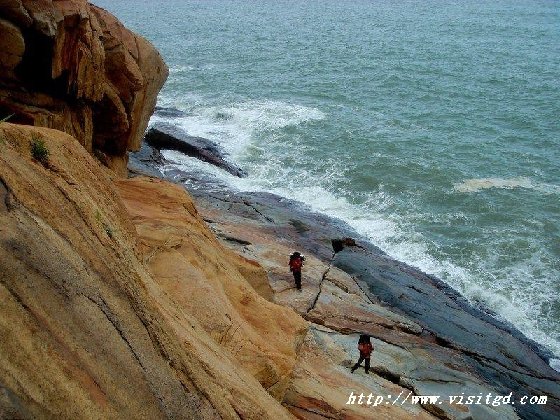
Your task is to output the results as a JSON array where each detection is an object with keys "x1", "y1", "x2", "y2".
[{"x1": 0, "y1": 0, "x2": 168, "y2": 175}]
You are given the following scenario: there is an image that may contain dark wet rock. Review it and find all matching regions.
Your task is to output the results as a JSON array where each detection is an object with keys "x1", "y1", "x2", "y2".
[
  {"x1": 332, "y1": 237, "x2": 357, "y2": 253},
  {"x1": 144, "y1": 122, "x2": 247, "y2": 177},
  {"x1": 128, "y1": 142, "x2": 164, "y2": 178},
  {"x1": 190, "y1": 177, "x2": 560, "y2": 419},
  {"x1": 332, "y1": 246, "x2": 560, "y2": 420},
  {"x1": 133, "y1": 141, "x2": 164, "y2": 165}
]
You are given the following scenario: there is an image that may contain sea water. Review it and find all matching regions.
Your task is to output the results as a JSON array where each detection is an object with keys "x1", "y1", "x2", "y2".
[{"x1": 92, "y1": 0, "x2": 560, "y2": 364}]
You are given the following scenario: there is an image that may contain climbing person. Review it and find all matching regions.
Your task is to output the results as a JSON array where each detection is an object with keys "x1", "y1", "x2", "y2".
[
  {"x1": 351, "y1": 334, "x2": 373, "y2": 374},
  {"x1": 289, "y1": 251, "x2": 305, "y2": 291}
]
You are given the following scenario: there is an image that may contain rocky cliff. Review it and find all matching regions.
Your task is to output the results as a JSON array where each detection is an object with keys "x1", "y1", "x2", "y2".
[
  {"x1": 2, "y1": 2, "x2": 559, "y2": 419},
  {"x1": 0, "y1": 0, "x2": 167, "y2": 175},
  {"x1": 0, "y1": 123, "x2": 304, "y2": 418},
  {"x1": 0, "y1": 121, "x2": 440, "y2": 419}
]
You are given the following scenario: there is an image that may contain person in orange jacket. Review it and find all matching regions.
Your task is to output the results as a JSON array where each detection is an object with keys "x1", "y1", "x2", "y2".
[{"x1": 351, "y1": 334, "x2": 373, "y2": 374}]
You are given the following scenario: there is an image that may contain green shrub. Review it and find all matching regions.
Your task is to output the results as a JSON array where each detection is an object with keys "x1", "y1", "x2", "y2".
[{"x1": 30, "y1": 137, "x2": 49, "y2": 166}]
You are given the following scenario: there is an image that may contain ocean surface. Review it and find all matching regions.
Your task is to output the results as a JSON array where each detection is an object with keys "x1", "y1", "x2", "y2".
[{"x1": 92, "y1": 0, "x2": 560, "y2": 365}]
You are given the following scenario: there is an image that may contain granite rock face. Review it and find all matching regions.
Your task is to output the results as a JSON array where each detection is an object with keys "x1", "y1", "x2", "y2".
[
  {"x1": 0, "y1": 123, "x2": 302, "y2": 419},
  {"x1": 1, "y1": 1, "x2": 557, "y2": 415},
  {"x1": 115, "y1": 176, "x2": 307, "y2": 399},
  {"x1": 0, "y1": 0, "x2": 168, "y2": 175},
  {"x1": 2, "y1": 118, "x2": 557, "y2": 418}
]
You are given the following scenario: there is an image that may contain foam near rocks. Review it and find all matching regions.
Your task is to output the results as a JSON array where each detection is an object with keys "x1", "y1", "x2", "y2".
[
  {"x1": 148, "y1": 126, "x2": 560, "y2": 362},
  {"x1": 454, "y1": 177, "x2": 560, "y2": 194},
  {"x1": 148, "y1": 100, "x2": 325, "y2": 159}
]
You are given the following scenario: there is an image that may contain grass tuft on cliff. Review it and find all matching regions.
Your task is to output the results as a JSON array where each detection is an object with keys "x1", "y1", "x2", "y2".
[
  {"x1": 1, "y1": 114, "x2": 14, "y2": 122},
  {"x1": 30, "y1": 137, "x2": 49, "y2": 166},
  {"x1": 104, "y1": 224, "x2": 114, "y2": 239},
  {"x1": 0, "y1": 114, "x2": 14, "y2": 146}
]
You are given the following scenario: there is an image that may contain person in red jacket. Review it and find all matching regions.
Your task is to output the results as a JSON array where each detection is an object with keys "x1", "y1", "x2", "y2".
[
  {"x1": 351, "y1": 334, "x2": 373, "y2": 374},
  {"x1": 289, "y1": 251, "x2": 305, "y2": 290}
]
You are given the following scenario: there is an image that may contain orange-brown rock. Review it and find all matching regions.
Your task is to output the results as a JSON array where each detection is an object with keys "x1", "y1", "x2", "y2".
[
  {"x1": 0, "y1": 0, "x2": 168, "y2": 175},
  {"x1": 0, "y1": 123, "x2": 302, "y2": 419},
  {"x1": 115, "y1": 176, "x2": 308, "y2": 399},
  {"x1": 0, "y1": 17, "x2": 25, "y2": 73}
]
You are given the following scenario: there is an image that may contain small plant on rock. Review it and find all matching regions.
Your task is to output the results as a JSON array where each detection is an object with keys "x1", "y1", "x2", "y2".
[
  {"x1": 0, "y1": 114, "x2": 13, "y2": 146},
  {"x1": 1, "y1": 114, "x2": 13, "y2": 123},
  {"x1": 30, "y1": 136, "x2": 49, "y2": 166},
  {"x1": 104, "y1": 223, "x2": 114, "y2": 239}
]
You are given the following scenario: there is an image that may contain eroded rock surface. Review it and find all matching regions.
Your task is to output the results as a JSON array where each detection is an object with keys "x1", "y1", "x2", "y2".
[
  {"x1": 115, "y1": 176, "x2": 307, "y2": 399},
  {"x1": 0, "y1": 123, "x2": 302, "y2": 419},
  {"x1": 0, "y1": 0, "x2": 168, "y2": 175},
  {"x1": 2, "y1": 117, "x2": 558, "y2": 418}
]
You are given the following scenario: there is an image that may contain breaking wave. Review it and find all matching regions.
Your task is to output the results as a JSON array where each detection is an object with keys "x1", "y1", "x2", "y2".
[{"x1": 150, "y1": 99, "x2": 325, "y2": 158}]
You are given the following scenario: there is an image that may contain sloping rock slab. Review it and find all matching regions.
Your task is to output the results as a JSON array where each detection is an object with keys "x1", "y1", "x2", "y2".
[
  {"x1": 0, "y1": 123, "x2": 297, "y2": 419},
  {"x1": 144, "y1": 122, "x2": 247, "y2": 177}
]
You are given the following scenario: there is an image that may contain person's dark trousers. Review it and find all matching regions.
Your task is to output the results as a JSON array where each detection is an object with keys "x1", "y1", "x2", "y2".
[
  {"x1": 293, "y1": 271, "x2": 302, "y2": 290},
  {"x1": 351, "y1": 356, "x2": 370, "y2": 373}
]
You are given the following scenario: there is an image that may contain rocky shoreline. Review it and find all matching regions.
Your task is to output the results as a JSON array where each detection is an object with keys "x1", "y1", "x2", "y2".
[
  {"x1": 130, "y1": 132, "x2": 560, "y2": 419},
  {"x1": 1, "y1": 2, "x2": 559, "y2": 418}
]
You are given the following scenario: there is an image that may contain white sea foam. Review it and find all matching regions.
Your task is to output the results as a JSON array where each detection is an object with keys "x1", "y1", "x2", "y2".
[
  {"x1": 550, "y1": 359, "x2": 560, "y2": 373},
  {"x1": 307, "y1": 193, "x2": 560, "y2": 358},
  {"x1": 236, "y1": 171, "x2": 560, "y2": 359},
  {"x1": 161, "y1": 149, "x2": 225, "y2": 174},
  {"x1": 168, "y1": 64, "x2": 220, "y2": 74},
  {"x1": 454, "y1": 177, "x2": 560, "y2": 194},
  {"x1": 151, "y1": 100, "x2": 325, "y2": 158},
  {"x1": 168, "y1": 65, "x2": 194, "y2": 74}
]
